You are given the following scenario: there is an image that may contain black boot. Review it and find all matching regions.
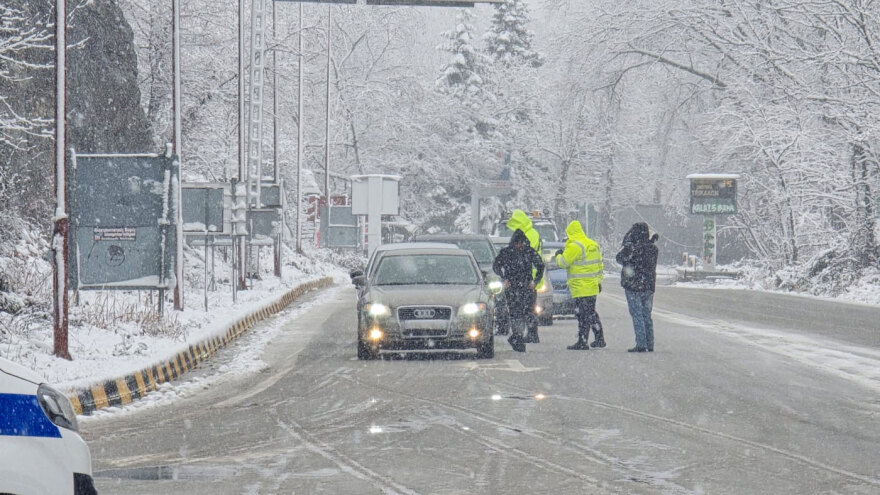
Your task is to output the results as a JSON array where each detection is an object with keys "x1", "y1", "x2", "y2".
[
  {"x1": 567, "y1": 330, "x2": 589, "y2": 350},
  {"x1": 589, "y1": 325, "x2": 606, "y2": 348},
  {"x1": 508, "y1": 334, "x2": 526, "y2": 352},
  {"x1": 524, "y1": 321, "x2": 540, "y2": 343}
]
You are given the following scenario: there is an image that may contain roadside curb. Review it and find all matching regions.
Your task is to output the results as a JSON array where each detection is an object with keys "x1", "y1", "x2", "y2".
[{"x1": 68, "y1": 277, "x2": 333, "y2": 415}]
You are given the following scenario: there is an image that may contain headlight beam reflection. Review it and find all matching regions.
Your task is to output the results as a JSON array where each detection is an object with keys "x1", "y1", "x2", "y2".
[{"x1": 491, "y1": 393, "x2": 547, "y2": 401}]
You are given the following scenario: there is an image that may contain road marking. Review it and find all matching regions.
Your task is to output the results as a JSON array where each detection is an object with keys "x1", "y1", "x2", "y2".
[{"x1": 458, "y1": 359, "x2": 544, "y2": 373}]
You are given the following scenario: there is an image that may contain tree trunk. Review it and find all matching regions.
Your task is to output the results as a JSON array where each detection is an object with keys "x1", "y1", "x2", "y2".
[
  {"x1": 551, "y1": 158, "x2": 570, "y2": 221},
  {"x1": 851, "y1": 143, "x2": 878, "y2": 268}
]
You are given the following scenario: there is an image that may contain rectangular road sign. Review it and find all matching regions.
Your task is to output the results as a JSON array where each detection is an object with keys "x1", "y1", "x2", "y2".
[
  {"x1": 182, "y1": 183, "x2": 231, "y2": 235},
  {"x1": 248, "y1": 208, "x2": 282, "y2": 242},
  {"x1": 259, "y1": 182, "x2": 284, "y2": 208},
  {"x1": 69, "y1": 154, "x2": 178, "y2": 290}
]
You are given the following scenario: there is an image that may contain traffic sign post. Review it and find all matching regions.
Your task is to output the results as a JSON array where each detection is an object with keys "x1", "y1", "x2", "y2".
[{"x1": 687, "y1": 174, "x2": 739, "y2": 270}]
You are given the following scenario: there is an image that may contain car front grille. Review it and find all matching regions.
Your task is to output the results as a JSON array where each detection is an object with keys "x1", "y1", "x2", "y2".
[
  {"x1": 397, "y1": 306, "x2": 452, "y2": 321},
  {"x1": 402, "y1": 329, "x2": 448, "y2": 338}
]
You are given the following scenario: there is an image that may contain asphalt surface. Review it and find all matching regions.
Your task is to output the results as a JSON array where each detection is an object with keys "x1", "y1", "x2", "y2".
[{"x1": 83, "y1": 282, "x2": 880, "y2": 494}]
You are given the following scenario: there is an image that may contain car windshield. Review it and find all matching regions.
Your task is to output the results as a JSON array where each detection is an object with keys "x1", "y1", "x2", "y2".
[
  {"x1": 497, "y1": 222, "x2": 559, "y2": 242},
  {"x1": 373, "y1": 254, "x2": 478, "y2": 285},
  {"x1": 454, "y1": 241, "x2": 494, "y2": 264},
  {"x1": 533, "y1": 224, "x2": 559, "y2": 242}
]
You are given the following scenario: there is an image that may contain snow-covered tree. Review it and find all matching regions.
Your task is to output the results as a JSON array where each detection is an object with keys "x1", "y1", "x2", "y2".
[
  {"x1": 0, "y1": 2, "x2": 53, "y2": 153},
  {"x1": 547, "y1": 0, "x2": 880, "y2": 292},
  {"x1": 483, "y1": 0, "x2": 542, "y2": 68},
  {"x1": 436, "y1": 9, "x2": 494, "y2": 107}
]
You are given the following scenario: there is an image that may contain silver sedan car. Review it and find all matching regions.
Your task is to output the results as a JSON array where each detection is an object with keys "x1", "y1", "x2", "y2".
[{"x1": 352, "y1": 247, "x2": 498, "y2": 360}]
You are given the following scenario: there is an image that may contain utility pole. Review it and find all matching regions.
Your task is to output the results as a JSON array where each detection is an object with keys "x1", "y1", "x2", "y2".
[
  {"x1": 324, "y1": 5, "x2": 332, "y2": 203},
  {"x1": 172, "y1": 0, "x2": 184, "y2": 310},
  {"x1": 295, "y1": 2, "x2": 304, "y2": 254},
  {"x1": 272, "y1": 1, "x2": 282, "y2": 276},
  {"x1": 53, "y1": 0, "x2": 71, "y2": 360},
  {"x1": 237, "y1": 0, "x2": 248, "y2": 290},
  {"x1": 273, "y1": 1, "x2": 280, "y2": 184}
]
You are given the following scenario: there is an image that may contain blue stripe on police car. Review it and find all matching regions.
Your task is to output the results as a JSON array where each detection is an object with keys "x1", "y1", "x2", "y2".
[{"x1": 0, "y1": 394, "x2": 62, "y2": 438}]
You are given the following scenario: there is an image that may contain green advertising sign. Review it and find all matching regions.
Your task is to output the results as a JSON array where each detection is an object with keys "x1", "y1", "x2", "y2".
[{"x1": 689, "y1": 175, "x2": 738, "y2": 215}]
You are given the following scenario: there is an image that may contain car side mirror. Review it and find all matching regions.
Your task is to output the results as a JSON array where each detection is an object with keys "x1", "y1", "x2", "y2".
[
  {"x1": 349, "y1": 269, "x2": 363, "y2": 280},
  {"x1": 352, "y1": 275, "x2": 365, "y2": 287}
]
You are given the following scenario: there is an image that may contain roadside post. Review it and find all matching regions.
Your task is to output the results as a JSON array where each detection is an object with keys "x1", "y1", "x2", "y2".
[
  {"x1": 687, "y1": 174, "x2": 739, "y2": 270},
  {"x1": 231, "y1": 179, "x2": 248, "y2": 301}
]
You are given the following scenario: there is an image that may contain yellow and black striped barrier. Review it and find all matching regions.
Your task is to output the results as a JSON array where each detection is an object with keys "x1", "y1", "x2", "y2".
[{"x1": 69, "y1": 277, "x2": 333, "y2": 415}]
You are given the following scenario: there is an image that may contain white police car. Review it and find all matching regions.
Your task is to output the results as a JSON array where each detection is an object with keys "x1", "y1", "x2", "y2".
[{"x1": 0, "y1": 357, "x2": 96, "y2": 495}]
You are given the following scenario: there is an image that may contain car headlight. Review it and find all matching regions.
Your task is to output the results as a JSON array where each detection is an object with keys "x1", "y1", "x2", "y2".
[
  {"x1": 365, "y1": 303, "x2": 390, "y2": 316},
  {"x1": 537, "y1": 280, "x2": 549, "y2": 293},
  {"x1": 487, "y1": 280, "x2": 503, "y2": 294},
  {"x1": 37, "y1": 383, "x2": 79, "y2": 432},
  {"x1": 460, "y1": 302, "x2": 486, "y2": 315}
]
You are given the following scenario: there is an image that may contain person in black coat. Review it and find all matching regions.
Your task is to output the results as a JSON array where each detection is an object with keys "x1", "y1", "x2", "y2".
[
  {"x1": 616, "y1": 223, "x2": 659, "y2": 352},
  {"x1": 493, "y1": 229, "x2": 544, "y2": 352}
]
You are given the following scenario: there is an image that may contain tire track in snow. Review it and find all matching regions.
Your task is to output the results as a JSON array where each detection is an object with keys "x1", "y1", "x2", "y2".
[
  {"x1": 342, "y1": 374, "x2": 699, "y2": 495},
  {"x1": 278, "y1": 418, "x2": 421, "y2": 495},
  {"x1": 493, "y1": 377, "x2": 880, "y2": 488}
]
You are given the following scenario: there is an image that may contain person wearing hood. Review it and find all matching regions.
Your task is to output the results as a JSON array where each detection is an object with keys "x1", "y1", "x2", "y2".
[
  {"x1": 493, "y1": 229, "x2": 545, "y2": 352},
  {"x1": 506, "y1": 209, "x2": 546, "y2": 343},
  {"x1": 554, "y1": 220, "x2": 605, "y2": 350},
  {"x1": 616, "y1": 222, "x2": 659, "y2": 352}
]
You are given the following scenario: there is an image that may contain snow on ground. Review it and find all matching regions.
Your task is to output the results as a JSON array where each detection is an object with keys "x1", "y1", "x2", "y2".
[
  {"x1": 671, "y1": 264, "x2": 880, "y2": 307},
  {"x1": 651, "y1": 303, "x2": 880, "y2": 394},
  {"x1": 0, "y1": 245, "x2": 353, "y2": 393},
  {"x1": 79, "y1": 283, "x2": 348, "y2": 423},
  {"x1": 665, "y1": 263, "x2": 880, "y2": 394}
]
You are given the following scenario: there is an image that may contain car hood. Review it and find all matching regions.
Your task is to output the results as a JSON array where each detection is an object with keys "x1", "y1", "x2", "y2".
[
  {"x1": 548, "y1": 268, "x2": 568, "y2": 283},
  {"x1": 0, "y1": 357, "x2": 43, "y2": 385},
  {"x1": 367, "y1": 285, "x2": 486, "y2": 307},
  {"x1": 477, "y1": 262, "x2": 495, "y2": 275}
]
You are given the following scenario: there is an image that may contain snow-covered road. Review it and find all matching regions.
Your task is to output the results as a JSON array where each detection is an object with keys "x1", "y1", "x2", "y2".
[{"x1": 82, "y1": 282, "x2": 880, "y2": 494}]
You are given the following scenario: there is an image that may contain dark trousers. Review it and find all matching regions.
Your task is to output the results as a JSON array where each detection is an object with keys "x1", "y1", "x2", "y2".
[
  {"x1": 574, "y1": 296, "x2": 602, "y2": 341},
  {"x1": 506, "y1": 286, "x2": 536, "y2": 320}
]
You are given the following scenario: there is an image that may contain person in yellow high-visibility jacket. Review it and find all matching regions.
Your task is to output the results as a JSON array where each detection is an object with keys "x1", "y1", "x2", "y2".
[
  {"x1": 506, "y1": 210, "x2": 545, "y2": 342},
  {"x1": 555, "y1": 220, "x2": 605, "y2": 350}
]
